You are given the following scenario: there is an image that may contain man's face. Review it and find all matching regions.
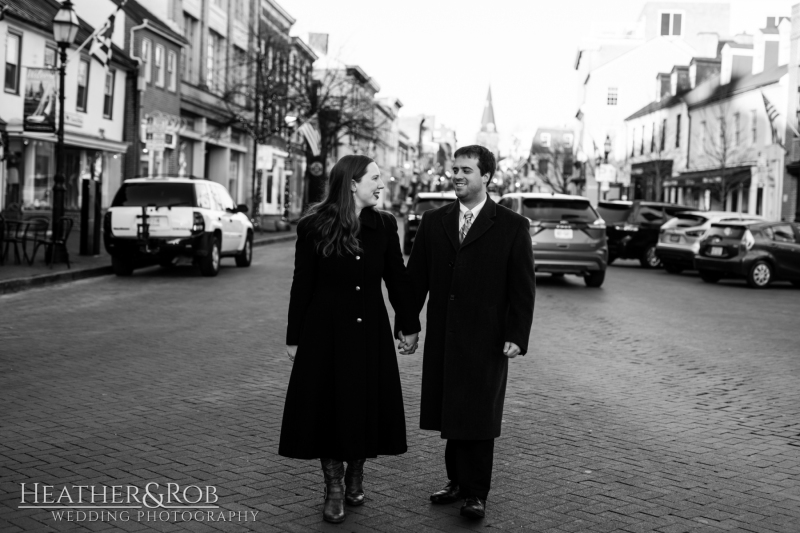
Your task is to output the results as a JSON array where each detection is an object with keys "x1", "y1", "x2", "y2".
[{"x1": 452, "y1": 156, "x2": 488, "y2": 204}]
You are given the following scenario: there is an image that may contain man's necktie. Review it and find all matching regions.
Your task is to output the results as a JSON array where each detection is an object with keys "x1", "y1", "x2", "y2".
[{"x1": 460, "y1": 212, "x2": 473, "y2": 244}]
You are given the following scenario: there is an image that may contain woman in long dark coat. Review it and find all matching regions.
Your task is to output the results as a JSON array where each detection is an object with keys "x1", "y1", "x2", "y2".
[{"x1": 279, "y1": 155, "x2": 421, "y2": 524}]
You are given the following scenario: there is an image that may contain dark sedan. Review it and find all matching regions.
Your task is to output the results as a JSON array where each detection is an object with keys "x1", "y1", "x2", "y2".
[
  {"x1": 694, "y1": 220, "x2": 800, "y2": 288},
  {"x1": 597, "y1": 200, "x2": 693, "y2": 268}
]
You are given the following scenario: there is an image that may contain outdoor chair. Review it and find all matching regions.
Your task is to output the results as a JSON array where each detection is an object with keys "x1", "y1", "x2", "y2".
[
  {"x1": 36, "y1": 217, "x2": 74, "y2": 269},
  {"x1": 1, "y1": 218, "x2": 27, "y2": 265},
  {"x1": 25, "y1": 217, "x2": 52, "y2": 265}
]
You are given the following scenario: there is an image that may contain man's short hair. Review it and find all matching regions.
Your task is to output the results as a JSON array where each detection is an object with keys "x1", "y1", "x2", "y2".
[{"x1": 453, "y1": 145, "x2": 496, "y2": 179}]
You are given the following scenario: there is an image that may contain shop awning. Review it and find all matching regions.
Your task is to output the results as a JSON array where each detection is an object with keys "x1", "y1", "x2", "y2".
[
  {"x1": 667, "y1": 166, "x2": 752, "y2": 188},
  {"x1": 9, "y1": 130, "x2": 129, "y2": 153}
]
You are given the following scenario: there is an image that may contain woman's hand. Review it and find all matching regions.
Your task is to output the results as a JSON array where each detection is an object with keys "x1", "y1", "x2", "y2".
[
  {"x1": 286, "y1": 345, "x2": 298, "y2": 362},
  {"x1": 398, "y1": 332, "x2": 419, "y2": 355}
]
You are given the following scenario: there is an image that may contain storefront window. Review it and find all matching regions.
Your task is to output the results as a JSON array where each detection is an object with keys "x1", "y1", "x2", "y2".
[
  {"x1": 178, "y1": 140, "x2": 193, "y2": 176},
  {"x1": 32, "y1": 141, "x2": 55, "y2": 209}
]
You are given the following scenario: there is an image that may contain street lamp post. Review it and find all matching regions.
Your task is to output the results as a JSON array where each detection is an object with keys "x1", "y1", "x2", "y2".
[{"x1": 51, "y1": 0, "x2": 80, "y2": 241}]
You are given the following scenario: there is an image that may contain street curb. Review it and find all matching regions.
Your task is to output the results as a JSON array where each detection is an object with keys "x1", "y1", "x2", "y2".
[
  {"x1": 0, "y1": 265, "x2": 115, "y2": 296},
  {"x1": 0, "y1": 233, "x2": 297, "y2": 296}
]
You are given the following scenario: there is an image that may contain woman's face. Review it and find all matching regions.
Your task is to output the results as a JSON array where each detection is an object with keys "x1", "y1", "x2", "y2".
[{"x1": 352, "y1": 162, "x2": 384, "y2": 210}]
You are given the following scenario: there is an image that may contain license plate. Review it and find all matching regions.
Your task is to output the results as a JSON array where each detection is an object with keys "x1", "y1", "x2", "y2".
[
  {"x1": 554, "y1": 228, "x2": 573, "y2": 239},
  {"x1": 709, "y1": 246, "x2": 723, "y2": 256},
  {"x1": 669, "y1": 235, "x2": 680, "y2": 243},
  {"x1": 146, "y1": 217, "x2": 162, "y2": 227}
]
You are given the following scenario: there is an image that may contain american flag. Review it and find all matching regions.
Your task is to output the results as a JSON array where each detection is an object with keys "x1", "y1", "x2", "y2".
[
  {"x1": 298, "y1": 121, "x2": 321, "y2": 156},
  {"x1": 761, "y1": 91, "x2": 782, "y2": 145}
]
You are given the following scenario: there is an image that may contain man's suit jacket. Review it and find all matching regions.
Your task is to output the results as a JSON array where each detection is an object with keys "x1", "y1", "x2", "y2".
[{"x1": 407, "y1": 197, "x2": 535, "y2": 440}]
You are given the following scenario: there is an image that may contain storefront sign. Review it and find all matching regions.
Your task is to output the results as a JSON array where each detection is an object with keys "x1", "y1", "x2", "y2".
[
  {"x1": 23, "y1": 68, "x2": 57, "y2": 132},
  {"x1": 65, "y1": 112, "x2": 84, "y2": 127}
]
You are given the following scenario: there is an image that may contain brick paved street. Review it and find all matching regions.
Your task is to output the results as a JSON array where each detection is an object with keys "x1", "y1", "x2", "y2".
[{"x1": 1, "y1": 237, "x2": 799, "y2": 533}]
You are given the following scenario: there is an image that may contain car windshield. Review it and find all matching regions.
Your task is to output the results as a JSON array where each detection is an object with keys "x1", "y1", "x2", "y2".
[
  {"x1": 597, "y1": 203, "x2": 631, "y2": 224},
  {"x1": 414, "y1": 199, "x2": 455, "y2": 212},
  {"x1": 706, "y1": 225, "x2": 746, "y2": 239},
  {"x1": 662, "y1": 214, "x2": 707, "y2": 229},
  {"x1": 522, "y1": 199, "x2": 599, "y2": 222},
  {"x1": 112, "y1": 183, "x2": 196, "y2": 208}
]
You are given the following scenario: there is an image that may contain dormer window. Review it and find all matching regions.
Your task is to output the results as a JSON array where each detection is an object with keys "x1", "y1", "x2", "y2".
[
  {"x1": 541, "y1": 133, "x2": 551, "y2": 148},
  {"x1": 660, "y1": 11, "x2": 683, "y2": 36}
]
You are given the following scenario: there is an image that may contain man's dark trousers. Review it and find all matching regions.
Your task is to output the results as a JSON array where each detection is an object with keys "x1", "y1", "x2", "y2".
[{"x1": 445, "y1": 439, "x2": 495, "y2": 500}]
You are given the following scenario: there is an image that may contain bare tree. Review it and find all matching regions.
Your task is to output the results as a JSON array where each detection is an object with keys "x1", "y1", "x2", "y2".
[
  {"x1": 534, "y1": 144, "x2": 574, "y2": 194},
  {"x1": 695, "y1": 102, "x2": 754, "y2": 207}
]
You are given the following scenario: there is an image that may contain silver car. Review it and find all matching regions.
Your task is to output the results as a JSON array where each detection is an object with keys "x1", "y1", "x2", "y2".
[{"x1": 655, "y1": 210, "x2": 764, "y2": 274}]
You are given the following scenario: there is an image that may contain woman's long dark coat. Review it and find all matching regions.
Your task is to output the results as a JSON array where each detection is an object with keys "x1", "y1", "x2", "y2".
[
  {"x1": 406, "y1": 198, "x2": 535, "y2": 440},
  {"x1": 279, "y1": 208, "x2": 421, "y2": 460}
]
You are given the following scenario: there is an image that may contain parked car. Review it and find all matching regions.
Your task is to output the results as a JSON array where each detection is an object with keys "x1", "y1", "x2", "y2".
[
  {"x1": 403, "y1": 191, "x2": 457, "y2": 254},
  {"x1": 694, "y1": 220, "x2": 800, "y2": 288},
  {"x1": 104, "y1": 177, "x2": 253, "y2": 277},
  {"x1": 499, "y1": 192, "x2": 608, "y2": 287},
  {"x1": 655, "y1": 211, "x2": 764, "y2": 273},
  {"x1": 597, "y1": 200, "x2": 693, "y2": 268}
]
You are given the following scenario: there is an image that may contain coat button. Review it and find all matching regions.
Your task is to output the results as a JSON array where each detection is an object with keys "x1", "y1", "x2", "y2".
[
  {"x1": 357, "y1": 318, "x2": 362, "y2": 323},
  {"x1": 355, "y1": 255, "x2": 361, "y2": 260},
  {"x1": 449, "y1": 295, "x2": 455, "y2": 301},
  {"x1": 355, "y1": 286, "x2": 361, "y2": 291}
]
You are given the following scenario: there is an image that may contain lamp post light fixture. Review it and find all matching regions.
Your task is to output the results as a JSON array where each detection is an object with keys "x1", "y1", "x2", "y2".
[{"x1": 51, "y1": 0, "x2": 80, "y2": 241}]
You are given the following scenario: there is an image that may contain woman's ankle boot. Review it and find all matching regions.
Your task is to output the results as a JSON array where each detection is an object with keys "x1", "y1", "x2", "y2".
[
  {"x1": 320, "y1": 458, "x2": 345, "y2": 523},
  {"x1": 345, "y1": 459, "x2": 366, "y2": 506}
]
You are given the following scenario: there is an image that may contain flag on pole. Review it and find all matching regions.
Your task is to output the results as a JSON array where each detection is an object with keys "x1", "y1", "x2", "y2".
[
  {"x1": 89, "y1": 13, "x2": 115, "y2": 69},
  {"x1": 761, "y1": 91, "x2": 781, "y2": 145},
  {"x1": 298, "y1": 121, "x2": 321, "y2": 156},
  {"x1": 73, "y1": 1, "x2": 127, "y2": 68}
]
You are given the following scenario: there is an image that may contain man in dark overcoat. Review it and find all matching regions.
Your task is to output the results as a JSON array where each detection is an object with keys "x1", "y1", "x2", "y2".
[{"x1": 401, "y1": 144, "x2": 535, "y2": 519}]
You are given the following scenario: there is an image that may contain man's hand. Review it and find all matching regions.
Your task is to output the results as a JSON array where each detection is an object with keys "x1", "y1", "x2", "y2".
[
  {"x1": 286, "y1": 345, "x2": 298, "y2": 362},
  {"x1": 399, "y1": 332, "x2": 419, "y2": 355},
  {"x1": 503, "y1": 342, "x2": 521, "y2": 358}
]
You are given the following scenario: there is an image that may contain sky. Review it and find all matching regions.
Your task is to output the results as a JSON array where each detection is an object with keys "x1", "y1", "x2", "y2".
[{"x1": 279, "y1": 0, "x2": 796, "y2": 154}]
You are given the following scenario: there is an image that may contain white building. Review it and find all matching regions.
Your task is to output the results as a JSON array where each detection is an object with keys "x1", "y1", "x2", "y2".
[{"x1": 1, "y1": 0, "x2": 132, "y2": 228}]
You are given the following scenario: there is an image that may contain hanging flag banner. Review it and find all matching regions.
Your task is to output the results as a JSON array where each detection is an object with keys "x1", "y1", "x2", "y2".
[{"x1": 23, "y1": 68, "x2": 57, "y2": 133}]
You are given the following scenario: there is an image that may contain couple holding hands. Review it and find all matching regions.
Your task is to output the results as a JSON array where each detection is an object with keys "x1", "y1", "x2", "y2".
[{"x1": 279, "y1": 145, "x2": 536, "y2": 523}]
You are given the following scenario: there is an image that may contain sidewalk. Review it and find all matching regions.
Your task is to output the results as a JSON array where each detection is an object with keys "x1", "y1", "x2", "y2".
[{"x1": 0, "y1": 227, "x2": 296, "y2": 295}]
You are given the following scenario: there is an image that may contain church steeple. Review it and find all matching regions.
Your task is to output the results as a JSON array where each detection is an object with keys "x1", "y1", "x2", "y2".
[{"x1": 480, "y1": 86, "x2": 496, "y2": 133}]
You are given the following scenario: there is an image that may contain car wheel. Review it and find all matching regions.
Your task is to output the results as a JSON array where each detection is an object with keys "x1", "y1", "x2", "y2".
[
  {"x1": 698, "y1": 269, "x2": 722, "y2": 283},
  {"x1": 199, "y1": 235, "x2": 221, "y2": 277},
  {"x1": 235, "y1": 232, "x2": 253, "y2": 267},
  {"x1": 639, "y1": 246, "x2": 661, "y2": 269},
  {"x1": 584, "y1": 270, "x2": 605, "y2": 288},
  {"x1": 663, "y1": 262, "x2": 683, "y2": 274},
  {"x1": 112, "y1": 256, "x2": 134, "y2": 277},
  {"x1": 746, "y1": 261, "x2": 772, "y2": 288}
]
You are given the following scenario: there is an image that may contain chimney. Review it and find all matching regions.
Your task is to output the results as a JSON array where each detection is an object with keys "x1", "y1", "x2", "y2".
[
  {"x1": 689, "y1": 57, "x2": 721, "y2": 88},
  {"x1": 669, "y1": 65, "x2": 690, "y2": 95},
  {"x1": 656, "y1": 73, "x2": 671, "y2": 101},
  {"x1": 753, "y1": 21, "x2": 781, "y2": 75},
  {"x1": 720, "y1": 43, "x2": 754, "y2": 84}
]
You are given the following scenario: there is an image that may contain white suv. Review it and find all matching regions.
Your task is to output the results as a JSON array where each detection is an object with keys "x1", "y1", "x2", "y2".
[{"x1": 103, "y1": 177, "x2": 254, "y2": 277}]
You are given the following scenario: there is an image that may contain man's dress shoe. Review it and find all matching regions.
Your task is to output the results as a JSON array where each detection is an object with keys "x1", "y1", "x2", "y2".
[
  {"x1": 429, "y1": 481, "x2": 460, "y2": 504},
  {"x1": 460, "y1": 496, "x2": 485, "y2": 519}
]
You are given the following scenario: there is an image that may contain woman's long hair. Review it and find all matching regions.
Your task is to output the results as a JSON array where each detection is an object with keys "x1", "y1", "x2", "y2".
[{"x1": 303, "y1": 155, "x2": 374, "y2": 257}]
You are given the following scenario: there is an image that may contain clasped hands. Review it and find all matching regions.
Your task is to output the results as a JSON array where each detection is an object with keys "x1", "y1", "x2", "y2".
[{"x1": 396, "y1": 331, "x2": 419, "y2": 355}]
